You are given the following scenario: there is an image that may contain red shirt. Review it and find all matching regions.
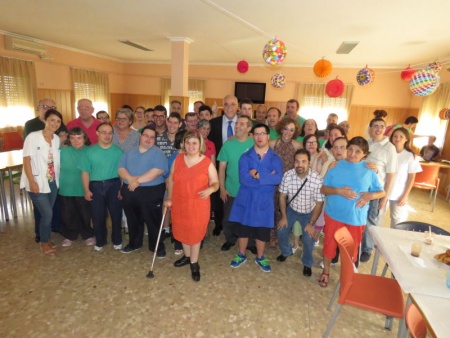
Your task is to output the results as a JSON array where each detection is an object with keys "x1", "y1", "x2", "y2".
[{"x1": 66, "y1": 117, "x2": 102, "y2": 144}]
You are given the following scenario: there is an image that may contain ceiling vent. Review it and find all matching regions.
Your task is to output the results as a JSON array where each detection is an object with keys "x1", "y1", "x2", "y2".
[
  {"x1": 119, "y1": 40, "x2": 153, "y2": 51},
  {"x1": 4, "y1": 36, "x2": 47, "y2": 56},
  {"x1": 336, "y1": 41, "x2": 359, "y2": 54}
]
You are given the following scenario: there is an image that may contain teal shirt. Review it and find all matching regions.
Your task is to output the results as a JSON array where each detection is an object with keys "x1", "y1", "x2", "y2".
[
  {"x1": 269, "y1": 129, "x2": 279, "y2": 140},
  {"x1": 79, "y1": 144, "x2": 124, "y2": 181},
  {"x1": 59, "y1": 146, "x2": 88, "y2": 196}
]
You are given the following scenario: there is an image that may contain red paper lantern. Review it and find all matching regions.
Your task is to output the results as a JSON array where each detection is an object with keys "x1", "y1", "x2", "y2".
[
  {"x1": 237, "y1": 60, "x2": 249, "y2": 73},
  {"x1": 401, "y1": 66, "x2": 416, "y2": 81},
  {"x1": 326, "y1": 78, "x2": 344, "y2": 97}
]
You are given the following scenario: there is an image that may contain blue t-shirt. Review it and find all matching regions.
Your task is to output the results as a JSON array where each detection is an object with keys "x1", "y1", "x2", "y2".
[
  {"x1": 118, "y1": 146, "x2": 167, "y2": 186},
  {"x1": 324, "y1": 160, "x2": 383, "y2": 225}
]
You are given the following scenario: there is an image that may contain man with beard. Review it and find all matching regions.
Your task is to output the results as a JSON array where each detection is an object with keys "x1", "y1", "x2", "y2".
[{"x1": 276, "y1": 149, "x2": 324, "y2": 277}]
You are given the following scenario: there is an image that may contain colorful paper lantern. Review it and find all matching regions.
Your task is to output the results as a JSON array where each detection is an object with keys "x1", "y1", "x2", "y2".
[
  {"x1": 313, "y1": 58, "x2": 333, "y2": 78},
  {"x1": 439, "y1": 108, "x2": 450, "y2": 120},
  {"x1": 262, "y1": 38, "x2": 287, "y2": 66},
  {"x1": 427, "y1": 61, "x2": 442, "y2": 73},
  {"x1": 356, "y1": 66, "x2": 375, "y2": 86},
  {"x1": 271, "y1": 72, "x2": 286, "y2": 88},
  {"x1": 409, "y1": 68, "x2": 440, "y2": 96},
  {"x1": 325, "y1": 78, "x2": 344, "y2": 97},
  {"x1": 237, "y1": 60, "x2": 249, "y2": 73},
  {"x1": 401, "y1": 66, "x2": 416, "y2": 81}
]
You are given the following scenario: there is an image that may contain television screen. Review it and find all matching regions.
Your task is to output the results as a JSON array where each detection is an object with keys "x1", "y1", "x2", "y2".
[{"x1": 234, "y1": 82, "x2": 266, "y2": 104}]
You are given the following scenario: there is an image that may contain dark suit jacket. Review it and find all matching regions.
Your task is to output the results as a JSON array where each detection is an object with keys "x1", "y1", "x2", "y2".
[{"x1": 209, "y1": 116, "x2": 224, "y2": 162}]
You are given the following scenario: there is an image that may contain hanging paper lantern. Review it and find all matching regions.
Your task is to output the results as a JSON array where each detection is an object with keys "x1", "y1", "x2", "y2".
[
  {"x1": 356, "y1": 66, "x2": 375, "y2": 86},
  {"x1": 439, "y1": 108, "x2": 450, "y2": 120},
  {"x1": 237, "y1": 60, "x2": 249, "y2": 73},
  {"x1": 325, "y1": 78, "x2": 344, "y2": 97},
  {"x1": 401, "y1": 66, "x2": 416, "y2": 81},
  {"x1": 313, "y1": 58, "x2": 333, "y2": 78},
  {"x1": 427, "y1": 61, "x2": 442, "y2": 73},
  {"x1": 271, "y1": 72, "x2": 286, "y2": 88},
  {"x1": 262, "y1": 38, "x2": 287, "y2": 66},
  {"x1": 409, "y1": 68, "x2": 440, "y2": 96}
]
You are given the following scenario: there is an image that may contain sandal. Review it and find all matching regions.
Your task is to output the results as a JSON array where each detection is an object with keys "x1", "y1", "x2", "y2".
[
  {"x1": 40, "y1": 243, "x2": 56, "y2": 256},
  {"x1": 318, "y1": 272, "x2": 329, "y2": 287}
]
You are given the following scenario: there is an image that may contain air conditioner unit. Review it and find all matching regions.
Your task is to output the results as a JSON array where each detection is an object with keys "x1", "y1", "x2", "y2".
[{"x1": 4, "y1": 36, "x2": 47, "y2": 56}]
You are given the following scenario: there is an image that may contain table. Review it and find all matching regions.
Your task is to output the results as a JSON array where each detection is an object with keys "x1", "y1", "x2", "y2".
[
  {"x1": 410, "y1": 293, "x2": 450, "y2": 338},
  {"x1": 369, "y1": 226, "x2": 450, "y2": 337},
  {"x1": 0, "y1": 150, "x2": 23, "y2": 221}
]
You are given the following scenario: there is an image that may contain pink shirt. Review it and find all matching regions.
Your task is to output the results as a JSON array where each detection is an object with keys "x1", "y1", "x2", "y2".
[{"x1": 66, "y1": 117, "x2": 102, "y2": 144}]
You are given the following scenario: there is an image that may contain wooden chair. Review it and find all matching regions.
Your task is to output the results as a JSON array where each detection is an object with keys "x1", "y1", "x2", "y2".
[
  {"x1": 413, "y1": 164, "x2": 440, "y2": 212},
  {"x1": 323, "y1": 227, "x2": 405, "y2": 338},
  {"x1": 406, "y1": 304, "x2": 427, "y2": 338}
]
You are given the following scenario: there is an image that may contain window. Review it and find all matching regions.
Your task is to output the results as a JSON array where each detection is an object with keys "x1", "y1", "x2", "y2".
[
  {"x1": 0, "y1": 57, "x2": 36, "y2": 128},
  {"x1": 72, "y1": 68, "x2": 109, "y2": 114},
  {"x1": 161, "y1": 78, "x2": 205, "y2": 112}
]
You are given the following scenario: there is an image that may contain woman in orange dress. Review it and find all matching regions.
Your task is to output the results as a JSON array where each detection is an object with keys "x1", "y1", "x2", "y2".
[{"x1": 164, "y1": 131, "x2": 219, "y2": 281}]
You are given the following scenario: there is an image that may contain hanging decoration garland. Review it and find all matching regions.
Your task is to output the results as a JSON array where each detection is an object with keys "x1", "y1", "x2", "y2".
[
  {"x1": 236, "y1": 60, "x2": 249, "y2": 73},
  {"x1": 271, "y1": 72, "x2": 286, "y2": 88},
  {"x1": 401, "y1": 65, "x2": 416, "y2": 81},
  {"x1": 262, "y1": 38, "x2": 287, "y2": 66},
  {"x1": 313, "y1": 58, "x2": 333, "y2": 78},
  {"x1": 325, "y1": 77, "x2": 344, "y2": 97},
  {"x1": 409, "y1": 66, "x2": 440, "y2": 96},
  {"x1": 356, "y1": 66, "x2": 375, "y2": 86}
]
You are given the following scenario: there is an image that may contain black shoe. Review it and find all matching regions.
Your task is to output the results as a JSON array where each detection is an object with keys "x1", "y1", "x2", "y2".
[
  {"x1": 212, "y1": 225, "x2": 223, "y2": 236},
  {"x1": 35, "y1": 236, "x2": 40, "y2": 243},
  {"x1": 248, "y1": 246, "x2": 257, "y2": 255},
  {"x1": 121, "y1": 245, "x2": 141, "y2": 254},
  {"x1": 221, "y1": 242, "x2": 235, "y2": 251},
  {"x1": 157, "y1": 248, "x2": 166, "y2": 259},
  {"x1": 174, "y1": 255, "x2": 190, "y2": 267},
  {"x1": 303, "y1": 266, "x2": 312, "y2": 277},
  {"x1": 360, "y1": 252, "x2": 371, "y2": 263},
  {"x1": 190, "y1": 262, "x2": 200, "y2": 282},
  {"x1": 276, "y1": 254, "x2": 290, "y2": 262}
]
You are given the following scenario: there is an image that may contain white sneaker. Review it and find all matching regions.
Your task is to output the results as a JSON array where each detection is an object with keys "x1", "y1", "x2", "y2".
[
  {"x1": 85, "y1": 237, "x2": 96, "y2": 246},
  {"x1": 62, "y1": 239, "x2": 73, "y2": 247},
  {"x1": 113, "y1": 244, "x2": 122, "y2": 250},
  {"x1": 314, "y1": 240, "x2": 319, "y2": 247},
  {"x1": 94, "y1": 245, "x2": 103, "y2": 252},
  {"x1": 320, "y1": 260, "x2": 324, "y2": 269}
]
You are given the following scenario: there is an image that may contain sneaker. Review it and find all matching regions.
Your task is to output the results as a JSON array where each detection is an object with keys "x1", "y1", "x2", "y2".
[
  {"x1": 85, "y1": 237, "x2": 96, "y2": 246},
  {"x1": 314, "y1": 240, "x2": 319, "y2": 247},
  {"x1": 61, "y1": 239, "x2": 73, "y2": 247},
  {"x1": 319, "y1": 260, "x2": 338, "y2": 269},
  {"x1": 113, "y1": 244, "x2": 122, "y2": 250},
  {"x1": 255, "y1": 256, "x2": 271, "y2": 272},
  {"x1": 157, "y1": 249, "x2": 166, "y2": 259},
  {"x1": 360, "y1": 252, "x2": 371, "y2": 263},
  {"x1": 94, "y1": 245, "x2": 103, "y2": 252},
  {"x1": 121, "y1": 245, "x2": 141, "y2": 254},
  {"x1": 292, "y1": 245, "x2": 299, "y2": 254},
  {"x1": 174, "y1": 249, "x2": 183, "y2": 255},
  {"x1": 230, "y1": 253, "x2": 247, "y2": 268}
]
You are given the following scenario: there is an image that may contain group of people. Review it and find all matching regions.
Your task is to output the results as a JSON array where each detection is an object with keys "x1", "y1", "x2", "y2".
[{"x1": 21, "y1": 96, "x2": 426, "y2": 286}]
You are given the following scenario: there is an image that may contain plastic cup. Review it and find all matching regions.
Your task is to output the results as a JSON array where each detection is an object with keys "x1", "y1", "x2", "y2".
[
  {"x1": 424, "y1": 231, "x2": 434, "y2": 245},
  {"x1": 411, "y1": 242, "x2": 423, "y2": 257}
]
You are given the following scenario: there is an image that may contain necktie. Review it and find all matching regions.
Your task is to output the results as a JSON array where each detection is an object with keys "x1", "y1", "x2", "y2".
[{"x1": 227, "y1": 120, "x2": 233, "y2": 138}]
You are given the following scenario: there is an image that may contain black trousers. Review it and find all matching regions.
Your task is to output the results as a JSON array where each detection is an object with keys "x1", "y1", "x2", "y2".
[
  {"x1": 121, "y1": 183, "x2": 165, "y2": 252},
  {"x1": 59, "y1": 195, "x2": 93, "y2": 240}
]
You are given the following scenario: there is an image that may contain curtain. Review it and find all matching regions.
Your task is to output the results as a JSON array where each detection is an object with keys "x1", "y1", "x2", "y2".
[
  {"x1": 297, "y1": 83, "x2": 354, "y2": 129},
  {"x1": 0, "y1": 56, "x2": 36, "y2": 129},
  {"x1": 71, "y1": 68, "x2": 110, "y2": 115},
  {"x1": 160, "y1": 78, "x2": 205, "y2": 112},
  {"x1": 413, "y1": 82, "x2": 450, "y2": 150}
]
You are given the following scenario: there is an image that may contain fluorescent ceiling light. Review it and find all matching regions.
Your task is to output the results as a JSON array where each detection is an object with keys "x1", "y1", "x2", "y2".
[
  {"x1": 119, "y1": 40, "x2": 153, "y2": 51},
  {"x1": 336, "y1": 41, "x2": 359, "y2": 54}
]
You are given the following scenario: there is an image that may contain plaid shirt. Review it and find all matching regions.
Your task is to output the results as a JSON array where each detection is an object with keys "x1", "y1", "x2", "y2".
[{"x1": 279, "y1": 168, "x2": 324, "y2": 214}]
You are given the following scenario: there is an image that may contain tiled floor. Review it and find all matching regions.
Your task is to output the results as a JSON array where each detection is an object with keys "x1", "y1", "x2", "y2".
[{"x1": 0, "y1": 187, "x2": 448, "y2": 337}]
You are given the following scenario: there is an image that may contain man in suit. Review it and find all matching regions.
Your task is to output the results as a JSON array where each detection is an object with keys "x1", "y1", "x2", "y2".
[{"x1": 208, "y1": 95, "x2": 239, "y2": 236}]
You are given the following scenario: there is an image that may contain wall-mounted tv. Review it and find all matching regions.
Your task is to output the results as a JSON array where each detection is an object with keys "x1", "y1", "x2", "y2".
[{"x1": 234, "y1": 82, "x2": 266, "y2": 104}]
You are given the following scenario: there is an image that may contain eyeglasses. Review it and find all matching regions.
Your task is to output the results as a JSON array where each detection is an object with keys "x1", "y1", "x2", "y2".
[
  {"x1": 98, "y1": 131, "x2": 113, "y2": 135},
  {"x1": 154, "y1": 115, "x2": 166, "y2": 119},
  {"x1": 116, "y1": 117, "x2": 128, "y2": 122},
  {"x1": 254, "y1": 132, "x2": 268, "y2": 137},
  {"x1": 306, "y1": 141, "x2": 317, "y2": 145},
  {"x1": 372, "y1": 125, "x2": 386, "y2": 129},
  {"x1": 41, "y1": 104, "x2": 57, "y2": 110}
]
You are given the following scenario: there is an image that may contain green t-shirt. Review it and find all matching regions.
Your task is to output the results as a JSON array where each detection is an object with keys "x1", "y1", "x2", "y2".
[
  {"x1": 79, "y1": 144, "x2": 124, "y2": 181},
  {"x1": 217, "y1": 138, "x2": 254, "y2": 197},
  {"x1": 59, "y1": 146, "x2": 88, "y2": 196},
  {"x1": 283, "y1": 114, "x2": 306, "y2": 127},
  {"x1": 269, "y1": 129, "x2": 279, "y2": 140}
]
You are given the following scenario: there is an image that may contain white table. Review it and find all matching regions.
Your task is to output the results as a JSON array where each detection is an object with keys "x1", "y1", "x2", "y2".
[
  {"x1": 410, "y1": 293, "x2": 450, "y2": 338},
  {"x1": 369, "y1": 226, "x2": 450, "y2": 337}
]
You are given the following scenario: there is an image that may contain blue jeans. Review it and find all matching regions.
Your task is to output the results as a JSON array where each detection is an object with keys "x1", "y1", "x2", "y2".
[
  {"x1": 33, "y1": 196, "x2": 62, "y2": 237},
  {"x1": 89, "y1": 178, "x2": 122, "y2": 247},
  {"x1": 361, "y1": 199, "x2": 379, "y2": 254},
  {"x1": 276, "y1": 206, "x2": 315, "y2": 268},
  {"x1": 28, "y1": 180, "x2": 58, "y2": 243}
]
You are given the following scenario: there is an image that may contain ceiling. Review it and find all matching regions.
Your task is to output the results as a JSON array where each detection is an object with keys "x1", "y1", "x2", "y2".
[{"x1": 2, "y1": 0, "x2": 450, "y2": 69}]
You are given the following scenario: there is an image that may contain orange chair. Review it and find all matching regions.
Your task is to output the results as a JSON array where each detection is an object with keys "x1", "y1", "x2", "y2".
[
  {"x1": 406, "y1": 304, "x2": 427, "y2": 338},
  {"x1": 323, "y1": 227, "x2": 405, "y2": 338},
  {"x1": 0, "y1": 131, "x2": 23, "y2": 151},
  {"x1": 413, "y1": 164, "x2": 440, "y2": 212}
]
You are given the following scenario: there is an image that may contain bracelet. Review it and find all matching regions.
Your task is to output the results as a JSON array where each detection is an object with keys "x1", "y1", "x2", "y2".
[{"x1": 308, "y1": 221, "x2": 316, "y2": 226}]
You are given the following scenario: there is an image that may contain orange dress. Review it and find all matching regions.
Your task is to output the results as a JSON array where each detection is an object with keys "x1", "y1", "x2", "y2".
[{"x1": 171, "y1": 154, "x2": 211, "y2": 245}]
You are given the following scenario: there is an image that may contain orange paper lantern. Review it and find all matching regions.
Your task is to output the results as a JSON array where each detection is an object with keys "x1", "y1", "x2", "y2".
[
  {"x1": 313, "y1": 58, "x2": 333, "y2": 78},
  {"x1": 439, "y1": 108, "x2": 450, "y2": 120}
]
